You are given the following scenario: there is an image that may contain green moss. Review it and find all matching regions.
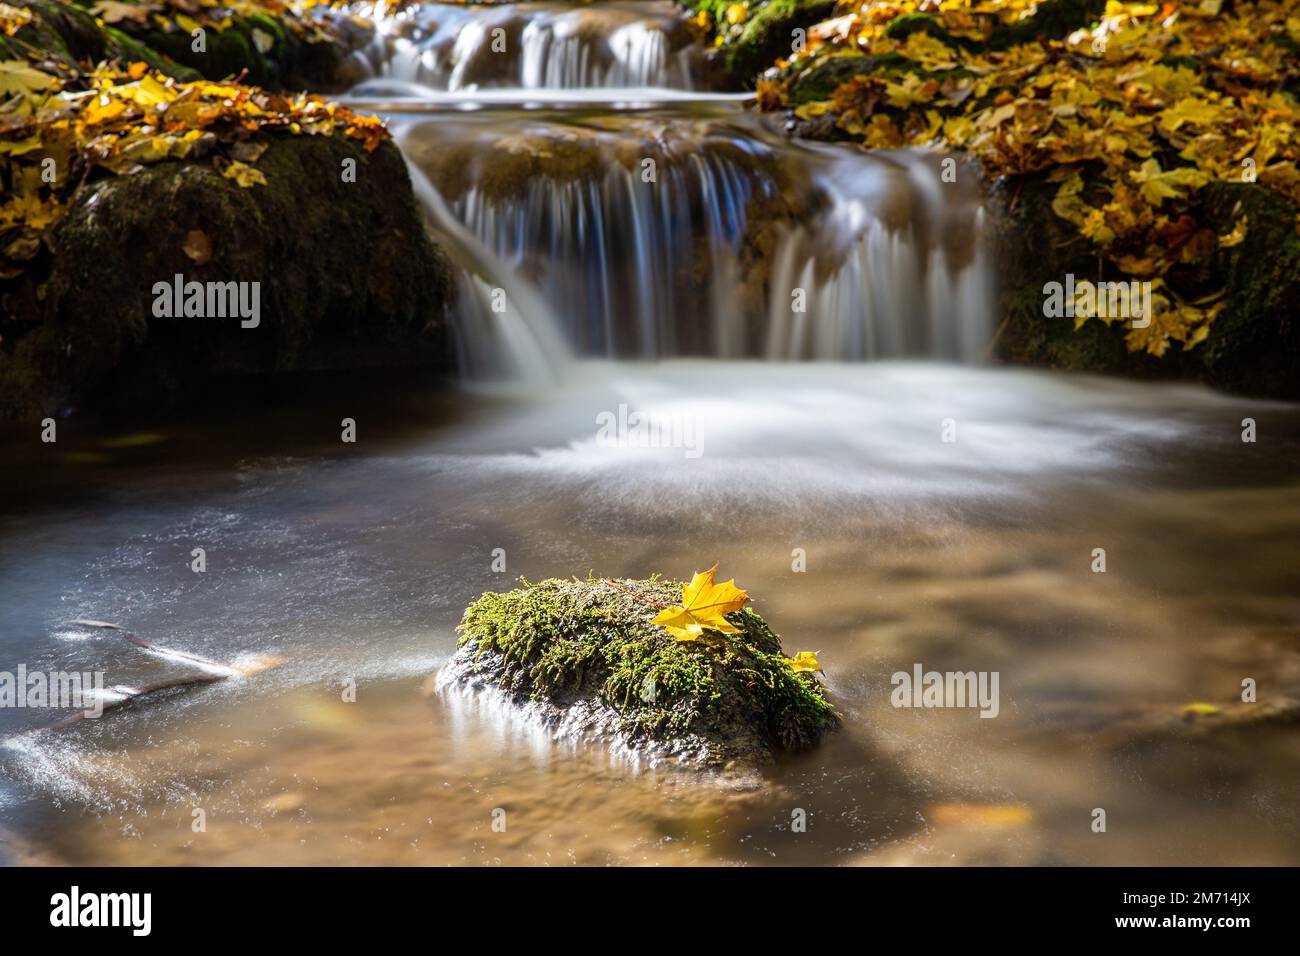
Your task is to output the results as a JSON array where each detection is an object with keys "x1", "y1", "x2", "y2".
[
  {"x1": 1196, "y1": 182, "x2": 1300, "y2": 399},
  {"x1": 136, "y1": 11, "x2": 350, "y2": 89},
  {"x1": 787, "y1": 53, "x2": 873, "y2": 105},
  {"x1": 144, "y1": 23, "x2": 267, "y2": 85},
  {"x1": 103, "y1": 26, "x2": 202, "y2": 81},
  {"x1": 988, "y1": 0, "x2": 1107, "y2": 50},
  {"x1": 18, "y1": 0, "x2": 105, "y2": 62},
  {"x1": 727, "y1": 0, "x2": 838, "y2": 86},
  {"x1": 458, "y1": 577, "x2": 838, "y2": 751},
  {"x1": 883, "y1": 12, "x2": 980, "y2": 51}
]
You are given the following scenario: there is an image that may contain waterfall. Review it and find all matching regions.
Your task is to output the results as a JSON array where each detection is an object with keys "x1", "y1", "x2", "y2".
[
  {"x1": 404, "y1": 157, "x2": 572, "y2": 385},
  {"x1": 356, "y1": 2, "x2": 710, "y2": 91},
  {"x1": 350, "y1": 2, "x2": 996, "y2": 379}
]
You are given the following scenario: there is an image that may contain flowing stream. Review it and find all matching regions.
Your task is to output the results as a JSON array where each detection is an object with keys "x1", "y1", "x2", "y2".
[{"x1": 1, "y1": 2, "x2": 1298, "y2": 866}]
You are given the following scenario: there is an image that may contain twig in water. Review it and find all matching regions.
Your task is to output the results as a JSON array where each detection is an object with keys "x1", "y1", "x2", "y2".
[
  {"x1": 18, "y1": 621, "x2": 284, "y2": 733},
  {"x1": 69, "y1": 619, "x2": 241, "y2": 675}
]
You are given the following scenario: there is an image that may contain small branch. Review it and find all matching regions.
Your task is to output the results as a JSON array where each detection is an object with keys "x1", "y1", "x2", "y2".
[
  {"x1": 40, "y1": 673, "x2": 229, "y2": 732},
  {"x1": 69, "y1": 619, "x2": 239, "y2": 675},
  {"x1": 12, "y1": 621, "x2": 282, "y2": 734}
]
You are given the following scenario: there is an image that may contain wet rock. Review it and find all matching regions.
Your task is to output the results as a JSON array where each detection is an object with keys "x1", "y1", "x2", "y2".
[
  {"x1": 726, "y1": 0, "x2": 837, "y2": 86},
  {"x1": 0, "y1": 0, "x2": 199, "y2": 80},
  {"x1": 438, "y1": 577, "x2": 840, "y2": 781},
  {"x1": 1, "y1": 136, "x2": 453, "y2": 417},
  {"x1": 138, "y1": 9, "x2": 375, "y2": 92}
]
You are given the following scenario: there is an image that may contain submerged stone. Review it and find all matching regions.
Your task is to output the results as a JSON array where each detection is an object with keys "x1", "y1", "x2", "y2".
[{"x1": 439, "y1": 577, "x2": 839, "y2": 779}]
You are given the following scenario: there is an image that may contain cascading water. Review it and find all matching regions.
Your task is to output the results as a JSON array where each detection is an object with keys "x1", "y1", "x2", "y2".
[
  {"x1": 7, "y1": 3, "x2": 1296, "y2": 872},
  {"x1": 345, "y1": 2, "x2": 995, "y2": 376},
  {"x1": 354, "y1": 1, "x2": 714, "y2": 91}
]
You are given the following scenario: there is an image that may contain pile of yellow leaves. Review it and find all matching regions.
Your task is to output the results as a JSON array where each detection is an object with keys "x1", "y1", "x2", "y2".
[
  {"x1": 0, "y1": 5, "x2": 388, "y2": 278},
  {"x1": 774, "y1": 0, "x2": 1300, "y2": 357},
  {"x1": 651, "y1": 565, "x2": 824, "y2": 675}
]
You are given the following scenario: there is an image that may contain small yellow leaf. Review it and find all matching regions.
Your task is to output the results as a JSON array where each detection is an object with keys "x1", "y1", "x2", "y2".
[
  {"x1": 1218, "y1": 215, "x2": 1248, "y2": 248},
  {"x1": 0, "y1": 59, "x2": 57, "y2": 97},
  {"x1": 223, "y1": 160, "x2": 267, "y2": 188},
  {"x1": 784, "y1": 651, "x2": 822, "y2": 673},
  {"x1": 1182, "y1": 702, "x2": 1220, "y2": 716},
  {"x1": 182, "y1": 229, "x2": 212, "y2": 264},
  {"x1": 1129, "y1": 158, "x2": 1209, "y2": 206}
]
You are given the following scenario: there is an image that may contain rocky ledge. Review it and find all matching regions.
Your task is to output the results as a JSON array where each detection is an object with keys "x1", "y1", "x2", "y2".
[
  {"x1": 438, "y1": 576, "x2": 839, "y2": 780},
  {"x1": 0, "y1": 0, "x2": 453, "y2": 418}
]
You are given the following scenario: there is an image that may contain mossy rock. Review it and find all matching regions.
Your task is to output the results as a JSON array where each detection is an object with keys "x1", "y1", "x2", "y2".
[
  {"x1": 8, "y1": 0, "x2": 198, "y2": 80},
  {"x1": 990, "y1": 172, "x2": 1300, "y2": 399},
  {"x1": 727, "y1": 0, "x2": 838, "y2": 86},
  {"x1": 142, "y1": 19, "x2": 285, "y2": 89},
  {"x1": 787, "y1": 53, "x2": 875, "y2": 106},
  {"x1": 0, "y1": 136, "x2": 453, "y2": 417},
  {"x1": 83, "y1": 3, "x2": 370, "y2": 91},
  {"x1": 1195, "y1": 182, "x2": 1300, "y2": 399},
  {"x1": 440, "y1": 577, "x2": 840, "y2": 779},
  {"x1": 883, "y1": 12, "x2": 979, "y2": 52},
  {"x1": 988, "y1": 0, "x2": 1107, "y2": 50}
]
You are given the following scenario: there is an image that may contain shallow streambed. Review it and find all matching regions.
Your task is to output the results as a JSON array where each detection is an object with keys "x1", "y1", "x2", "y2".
[{"x1": 1, "y1": 361, "x2": 1299, "y2": 865}]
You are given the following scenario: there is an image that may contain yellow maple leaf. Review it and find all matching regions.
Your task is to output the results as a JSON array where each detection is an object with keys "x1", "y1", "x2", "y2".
[
  {"x1": 902, "y1": 32, "x2": 958, "y2": 72},
  {"x1": 1157, "y1": 96, "x2": 1222, "y2": 133},
  {"x1": 652, "y1": 565, "x2": 749, "y2": 641},
  {"x1": 0, "y1": 59, "x2": 57, "y2": 97},
  {"x1": 885, "y1": 73, "x2": 938, "y2": 109},
  {"x1": 1129, "y1": 158, "x2": 1209, "y2": 206},
  {"x1": 784, "y1": 651, "x2": 822, "y2": 673}
]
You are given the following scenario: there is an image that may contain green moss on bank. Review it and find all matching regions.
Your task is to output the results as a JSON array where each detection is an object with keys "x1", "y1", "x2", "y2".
[
  {"x1": 991, "y1": 175, "x2": 1300, "y2": 399},
  {"x1": 1, "y1": 0, "x2": 200, "y2": 79},
  {"x1": 458, "y1": 577, "x2": 838, "y2": 752},
  {"x1": 729, "y1": 0, "x2": 837, "y2": 83}
]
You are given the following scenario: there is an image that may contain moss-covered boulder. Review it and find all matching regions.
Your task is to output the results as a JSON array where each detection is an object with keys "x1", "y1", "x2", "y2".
[
  {"x1": 990, "y1": 174, "x2": 1300, "y2": 400},
  {"x1": 681, "y1": 0, "x2": 837, "y2": 88},
  {"x1": 0, "y1": 136, "x2": 453, "y2": 417},
  {"x1": 135, "y1": 10, "x2": 374, "y2": 92},
  {"x1": 0, "y1": 0, "x2": 200, "y2": 79},
  {"x1": 729, "y1": 0, "x2": 837, "y2": 84},
  {"x1": 440, "y1": 577, "x2": 839, "y2": 779}
]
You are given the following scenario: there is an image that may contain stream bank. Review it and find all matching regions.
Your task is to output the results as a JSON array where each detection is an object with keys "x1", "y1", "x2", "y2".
[
  {"x1": 702, "y1": 0, "x2": 1300, "y2": 398},
  {"x1": 1, "y1": 0, "x2": 453, "y2": 418}
]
